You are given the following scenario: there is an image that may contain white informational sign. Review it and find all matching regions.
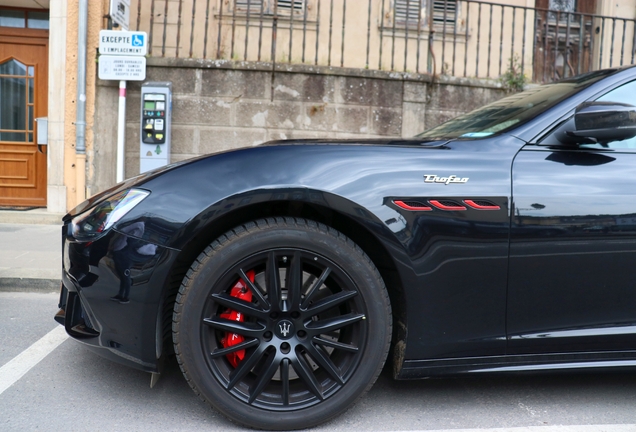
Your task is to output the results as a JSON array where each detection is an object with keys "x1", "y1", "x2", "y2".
[
  {"x1": 99, "y1": 55, "x2": 146, "y2": 81},
  {"x1": 99, "y1": 30, "x2": 147, "y2": 56},
  {"x1": 110, "y1": 0, "x2": 131, "y2": 31}
]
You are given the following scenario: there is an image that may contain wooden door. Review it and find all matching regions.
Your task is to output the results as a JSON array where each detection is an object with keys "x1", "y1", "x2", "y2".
[
  {"x1": 0, "y1": 27, "x2": 48, "y2": 208},
  {"x1": 533, "y1": 0, "x2": 597, "y2": 83}
]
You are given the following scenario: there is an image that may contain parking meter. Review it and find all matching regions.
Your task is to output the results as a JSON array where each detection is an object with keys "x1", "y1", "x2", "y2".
[{"x1": 140, "y1": 82, "x2": 171, "y2": 173}]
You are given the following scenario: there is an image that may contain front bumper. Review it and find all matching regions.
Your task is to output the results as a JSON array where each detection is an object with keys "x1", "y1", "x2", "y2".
[{"x1": 56, "y1": 223, "x2": 180, "y2": 372}]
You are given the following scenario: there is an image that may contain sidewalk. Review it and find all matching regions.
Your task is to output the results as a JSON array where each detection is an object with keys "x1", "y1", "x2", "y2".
[{"x1": 0, "y1": 209, "x2": 64, "y2": 293}]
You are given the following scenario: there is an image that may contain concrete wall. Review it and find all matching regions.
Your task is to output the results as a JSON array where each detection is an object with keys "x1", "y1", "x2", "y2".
[{"x1": 90, "y1": 58, "x2": 505, "y2": 196}]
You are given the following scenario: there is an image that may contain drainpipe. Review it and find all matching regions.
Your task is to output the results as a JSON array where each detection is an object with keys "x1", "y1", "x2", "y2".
[{"x1": 75, "y1": 0, "x2": 88, "y2": 204}]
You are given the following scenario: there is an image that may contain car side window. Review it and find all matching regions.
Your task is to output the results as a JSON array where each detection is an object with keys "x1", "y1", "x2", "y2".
[{"x1": 584, "y1": 80, "x2": 636, "y2": 150}]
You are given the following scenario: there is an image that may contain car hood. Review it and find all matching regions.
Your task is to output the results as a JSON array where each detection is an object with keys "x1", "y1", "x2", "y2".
[
  {"x1": 65, "y1": 138, "x2": 453, "y2": 220},
  {"x1": 65, "y1": 133, "x2": 526, "y2": 225}
]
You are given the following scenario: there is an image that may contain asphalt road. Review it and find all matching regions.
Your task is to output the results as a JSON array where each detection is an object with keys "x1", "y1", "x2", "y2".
[{"x1": 2, "y1": 291, "x2": 636, "y2": 432}]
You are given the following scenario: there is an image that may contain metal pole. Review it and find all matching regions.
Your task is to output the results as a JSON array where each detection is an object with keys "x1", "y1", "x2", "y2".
[
  {"x1": 476, "y1": 2, "x2": 482, "y2": 77},
  {"x1": 463, "y1": 0, "x2": 470, "y2": 77},
  {"x1": 340, "y1": 0, "x2": 346, "y2": 67},
  {"x1": 149, "y1": 0, "x2": 155, "y2": 55},
  {"x1": 76, "y1": 0, "x2": 87, "y2": 155},
  {"x1": 620, "y1": 19, "x2": 626, "y2": 66},
  {"x1": 609, "y1": 18, "x2": 616, "y2": 67},
  {"x1": 632, "y1": 20, "x2": 636, "y2": 65},
  {"x1": 417, "y1": 0, "x2": 423, "y2": 73},
  {"x1": 379, "y1": 0, "x2": 385, "y2": 69},
  {"x1": 189, "y1": 0, "x2": 197, "y2": 57},
  {"x1": 487, "y1": 4, "x2": 493, "y2": 77},
  {"x1": 302, "y1": 0, "x2": 308, "y2": 62},
  {"x1": 521, "y1": 6, "x2": 527, "y2": 77},
  {"x1": 258, "y1": 0, "x2": 264, "y2": 61},
  {"x1": 215, "y1": 0, "x2": 223, "y2": 59},
  {"x1": 404, "y1": 0, "x2": 410, "y2": 72},
  {"x1": 315, "y1": 0, "x2": 321, "y2": 65},
  {"x1": 390, "y1": 0, "x2": 397, "y2": 71},
  {"x1": 271, "y1": 2, "x2": 278, "y2": 102},
  {"x1": 366, "y1": 0, "x2": 372, "y2": 68},
  {"x1": 289, "y1": 0, "x2": 294, "y2": 62},
  {"x1": 203, "y1": 0, "x2": 211, "y2": 58},
  {"x1": 176, "y1": 0, "x2": 183, "y2": 57},
  {"x1": 564, "y1": 11, "x2": 571, "y2": 77},
  {"x1": 498, "y1": 5, "x2": 504, "y2": 76},
  {"x1": 116, "y1": 81, "x2": 126, "y2": 183},
  {"x1": 162, "y1": 0, "x2": 169, "y2": 56},
  {"x1": 76, "y1": 0, "x2": 88, "y2": 200},
  {"x1": 245, "y1": 0, "x2": 251, "y2": 61},
  {"x1": 441, "y1": 0, "x2": 447, "y2": 73},
  {"x1": 554, "y1": 11, "x2": 560, "y2": 79},
  {"x1": 328, "y1": 0, "x2": 334, "y2": 66}
]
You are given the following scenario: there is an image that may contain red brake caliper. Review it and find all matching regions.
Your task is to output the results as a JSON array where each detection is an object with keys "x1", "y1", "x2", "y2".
[{"x1": 220, "y1": 270, "x2": 254, "y2": 367}]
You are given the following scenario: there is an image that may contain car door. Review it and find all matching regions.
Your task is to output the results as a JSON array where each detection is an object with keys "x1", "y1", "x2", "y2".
[{"x1": 507, "y1": 79, "x2": 636, "y2": 355}]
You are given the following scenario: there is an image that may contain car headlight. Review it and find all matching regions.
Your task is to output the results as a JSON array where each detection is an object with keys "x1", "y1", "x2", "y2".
[{"x1": 71, "y1": 189, "x2": 150, "y2": 241}]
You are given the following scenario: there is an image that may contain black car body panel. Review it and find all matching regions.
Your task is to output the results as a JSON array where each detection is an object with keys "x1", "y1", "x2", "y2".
[{"x1": 59, "y1": 66, "x2": 636, "y2": 379}]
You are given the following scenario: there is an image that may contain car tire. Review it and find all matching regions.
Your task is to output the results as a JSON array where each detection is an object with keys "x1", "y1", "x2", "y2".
[{"x1": 173, "y1": 217, "x2": 391, "y2": 430}]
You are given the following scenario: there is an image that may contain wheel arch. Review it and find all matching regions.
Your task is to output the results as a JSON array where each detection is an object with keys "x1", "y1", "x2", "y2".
[{"x1": 158, "y1": 190, "x2": 408, "y2": 374}]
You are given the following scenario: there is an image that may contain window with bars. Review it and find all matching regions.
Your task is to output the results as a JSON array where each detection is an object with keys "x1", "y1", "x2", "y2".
[
  {"x1": 391, "y1": 0, "x2": 458, "y2": 29},
  {"x1": 234, "y1": 0, "x2": 307, "y2": 16}
]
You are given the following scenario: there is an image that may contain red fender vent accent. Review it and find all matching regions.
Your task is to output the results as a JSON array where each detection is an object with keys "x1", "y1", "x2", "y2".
[
  {"x1": 428, "y1": 200, "x2": 467, "y2": 211},
  {"x1": 463, "y1": 200, "x2": 501, "y2": 210},
  {"x1": 393, "y1": 200, "x2": 433, "y2": 211}
]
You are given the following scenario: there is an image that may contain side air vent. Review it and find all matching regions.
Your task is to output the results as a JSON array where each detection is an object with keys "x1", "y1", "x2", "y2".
[
  {"x1": 395, "y1": 199, "x2": 501, "y2": 211},
  {"x1": 393, "y1": 200, "x2": 432, "y2": 211},
  {"x1": 463, "y1": 199, "x2": 501, "y2": 210},
  {"x1": 429, "y1": 200, "x2": 467, "y2": 211}
]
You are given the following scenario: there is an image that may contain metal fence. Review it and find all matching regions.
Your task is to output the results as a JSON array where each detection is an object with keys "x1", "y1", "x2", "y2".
[{"x1": 129, "y1": 0, "x2": 636, "y2": 83}]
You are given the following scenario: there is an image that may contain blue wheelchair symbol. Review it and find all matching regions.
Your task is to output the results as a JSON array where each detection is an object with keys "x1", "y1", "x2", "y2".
[{"x1": 132, "y1": 34, "x2": 144, "y2": 47}]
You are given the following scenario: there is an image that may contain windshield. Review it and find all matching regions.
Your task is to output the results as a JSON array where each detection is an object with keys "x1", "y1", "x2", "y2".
[{"x1": 417, "y1": 69, "x2": 617, "y2": 140}]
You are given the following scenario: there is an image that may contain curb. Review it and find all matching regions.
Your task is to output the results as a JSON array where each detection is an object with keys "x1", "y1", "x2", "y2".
[
  {"x1": 0, "y1": 210, "x2": 64, "y2": 225},
  {"x1": 0, "y1": 278, "x2": 61, "y2": 293}
]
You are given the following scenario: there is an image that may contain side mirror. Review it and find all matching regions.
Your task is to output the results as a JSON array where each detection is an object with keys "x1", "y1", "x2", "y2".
[{"x1": 565, "y1": 101, "x2": 636, "y2": 145}]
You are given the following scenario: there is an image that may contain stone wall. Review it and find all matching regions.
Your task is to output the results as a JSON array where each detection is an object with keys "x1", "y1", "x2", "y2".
[{"x1": 90, "y1": 58, "x2": 505, "y2": 196}]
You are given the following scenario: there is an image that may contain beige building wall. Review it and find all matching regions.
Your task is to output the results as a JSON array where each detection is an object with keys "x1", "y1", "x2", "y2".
[
  {"x1": 47, "y1": 0, "x2": 109, "y2": 211},
  {"x1": 594, "y1": 0, "x2": 636, "y2": 70},
  {"x1": 62, "y1": 0, "x2": 108, "y2": 210},
  {"x1": 131, "y1": 0, "x2": 535, "y2": 76},
  {"x1": 47, "y1": 0, "x2": 67, "y2": 214},
  {"x1": 129, "y1": 0, "x2": 635, "y2": 81}
]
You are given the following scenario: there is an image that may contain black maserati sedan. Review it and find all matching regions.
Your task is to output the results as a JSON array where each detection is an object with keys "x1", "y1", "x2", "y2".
[{"x1": 58, "y1": 65, "x2": 636, "y2": 430}]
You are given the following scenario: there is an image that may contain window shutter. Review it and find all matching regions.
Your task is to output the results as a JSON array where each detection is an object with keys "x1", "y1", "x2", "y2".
[
  {"x1": 392, "y1": 0, "x2": 457, "y2": 27},
  {"x1": 235, "y1": 0, "x2": 266, "y2": 13},
  {"x1": 432, "y1": 0, "x2": 457, "y2": 27},
  {"x1": 235, "y1": 0, "x2": 306, "y2": 15},
  {"x1": 394, "y1": 0, "x2": 423, "y2": 24},
  {"x1": 276, "y1": 0, "x2": 305, "y2": 12}
]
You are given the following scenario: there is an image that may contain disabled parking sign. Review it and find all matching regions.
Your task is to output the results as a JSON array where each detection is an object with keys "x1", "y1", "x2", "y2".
[
  {"x1": 99, "y1": 30, "x2": 148, "y2": 56},
  {"x1": 132, "y1": 33, "x2": 144, "y2": 47}
]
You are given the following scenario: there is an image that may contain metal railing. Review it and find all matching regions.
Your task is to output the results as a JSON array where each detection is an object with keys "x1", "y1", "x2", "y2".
[{"x1": 130, "y1": 0, "x2": 636, "y2": 82}]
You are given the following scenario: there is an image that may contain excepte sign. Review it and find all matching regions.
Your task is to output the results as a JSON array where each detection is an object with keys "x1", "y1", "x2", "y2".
[
  {"x1": 98, "y1": 55, "x2": 146, "y2": 81},
  {"x1": 109, "y1": 0, "x2": 131, "y2": 31},
  {"x1": 99, "y1": 30, "x2": 147, "y2": 56}
]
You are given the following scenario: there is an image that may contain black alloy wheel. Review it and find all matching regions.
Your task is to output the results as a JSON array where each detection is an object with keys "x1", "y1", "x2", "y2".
[{"x1": 173, "y1": 218, "x2": 391, "y2": 430}]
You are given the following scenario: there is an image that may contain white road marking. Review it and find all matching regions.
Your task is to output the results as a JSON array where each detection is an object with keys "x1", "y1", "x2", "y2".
[
  {"x1": 0, "y1": 325, "x2": 68, "y2": 395},
  {"x1": 391, "y1": 426, "x2": 636, "y2": 432}
]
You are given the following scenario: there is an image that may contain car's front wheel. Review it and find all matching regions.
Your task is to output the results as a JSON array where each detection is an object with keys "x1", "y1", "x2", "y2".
[{"x1": 173, "y1": 217, "x2": 391, "y2": 430}]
